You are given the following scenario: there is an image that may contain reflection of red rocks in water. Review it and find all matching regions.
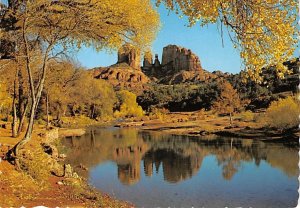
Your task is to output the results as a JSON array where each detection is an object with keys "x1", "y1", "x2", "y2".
[
  {"x1": 118, "y1": 163, "x2": 140, "y2": 185},
  {"x1": 143, "y1": 149, "x2": 205, "y2": 183},
  {"x1": 112, "y1": 143, "x2": 150, "y2": 185},
  {"x1": 61, "y1": 129, "x2": 299, "y2": 184},
  {"x1": 112, "y1": 143, "x2": 149, "y2": 166},
  {"x1": 143, "y1": 154, "x2": 154, "y2": 177}
]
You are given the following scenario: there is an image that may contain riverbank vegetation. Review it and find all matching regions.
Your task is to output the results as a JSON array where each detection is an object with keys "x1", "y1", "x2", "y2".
[{"x1": 0, "y1": 0, "x2": 298, "y2": 207}]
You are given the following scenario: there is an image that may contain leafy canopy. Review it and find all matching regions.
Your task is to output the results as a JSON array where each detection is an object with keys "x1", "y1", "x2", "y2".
[
  {"x1": 213, "y1": 80, "x2": 241, "y2": 115},
  {"x1": 156, "y1": 0, "x2": 297, "y2": 81},
  {"x1": 115, "y1": 90, "x2": 144, "y2": 118},
  {"x1": 0, "y1": 0, "x2": 160, "y2": 51}
]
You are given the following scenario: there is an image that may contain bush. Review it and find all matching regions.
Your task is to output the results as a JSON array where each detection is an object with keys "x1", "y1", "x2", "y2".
[
  {"x1": 114, "y1": 90, "x2": 144, "y2": 118},
  {"x1": 264, "y1": 96, "x2": 299, "y2": 129},
  {"x1": 19, "y1": 147, "x2": 51, "y2": 184},
  {"x1": 149, "y1": 108, "x2": 169, "y2": 121},
  {"x1": 240, "y1": 111, "x2": 255, "y2": 122}
]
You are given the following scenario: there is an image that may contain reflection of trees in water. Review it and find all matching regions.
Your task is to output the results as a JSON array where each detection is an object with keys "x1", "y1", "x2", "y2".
[{"x1": 60, "y1": 128, "x2": 298, "y2": 184}]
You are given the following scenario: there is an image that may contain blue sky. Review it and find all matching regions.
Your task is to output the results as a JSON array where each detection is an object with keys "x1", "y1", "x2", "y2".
[{"x1": 75, "y1": 5, "x2": 238, "y2": 73}]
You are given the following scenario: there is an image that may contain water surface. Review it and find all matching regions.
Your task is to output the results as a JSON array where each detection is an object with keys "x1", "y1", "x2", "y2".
[{"x1": 61, "y1": 127, "x2": 298, "y2": 207}]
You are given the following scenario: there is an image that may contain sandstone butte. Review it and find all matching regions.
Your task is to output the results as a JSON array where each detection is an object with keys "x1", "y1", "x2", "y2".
[{"x1": 91, "y1": 44, "x2": 227, "y2": 93}]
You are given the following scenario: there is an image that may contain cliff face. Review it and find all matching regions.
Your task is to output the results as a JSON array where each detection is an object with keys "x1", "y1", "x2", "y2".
[
  {"x1": 117, "y1": 44, "x2": 141, "y2": 70},
  {"x1": 142, "y1": 45, "x2": 205, "y2": 84},
  {"x1": 161, "y1": 45, "x2": 202, "y2": 72},
  {"x1": 93, "y1": 44, "x2": 211, "y2": 90}
]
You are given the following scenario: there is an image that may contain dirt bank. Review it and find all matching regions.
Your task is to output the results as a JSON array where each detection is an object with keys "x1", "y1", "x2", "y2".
[{"x1": 0, "y1": 125, "x2": 132, "y2": 207}]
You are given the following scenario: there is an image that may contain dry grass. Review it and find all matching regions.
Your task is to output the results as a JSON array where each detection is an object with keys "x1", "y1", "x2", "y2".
[{"x1": 0, "y1": 160, "x2": 41, "y2": 207}]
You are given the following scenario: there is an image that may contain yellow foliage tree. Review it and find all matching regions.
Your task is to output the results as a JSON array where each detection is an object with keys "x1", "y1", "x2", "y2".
[
  {"x1": 1, "y1": 0, "x2": 159, "y2": 159},
  {"x1": 213, "y1": 81, "x2": 241, "y2": 125},
  {"x1": 157, "y1": 0, "x2": 297, "y2": 81},
  {"x1": 0, "y1": 83, "x2": 12, "y2": 119},
  {"x1": 114, "y1": 90, "x2": 144, "y2": 118}
]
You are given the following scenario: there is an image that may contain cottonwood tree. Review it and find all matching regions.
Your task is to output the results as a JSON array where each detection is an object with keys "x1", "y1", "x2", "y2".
[
  {"x1": 44, "y1": 60, "x2": 83, "y2": 126},
  {"x1": 0, "y1": 82, "x2": 12, "y2": 121},
  {"x1": 0, "y1": 0, "x2": 159, "y2": 163},
  {"x1": 157, "y1": 0, "x2": 297, "y2": 81},
  {"x1": 69, "y1": 72, "x2": 117, "y2": 120},
  {"x1": 213, "y1": 81, "x2": 241, "y2": 125}
]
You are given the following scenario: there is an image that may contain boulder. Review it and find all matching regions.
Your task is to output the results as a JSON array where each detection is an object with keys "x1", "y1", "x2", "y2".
[
  {"x1": 62, "y1": 178, "x2": 81, "y2": 186},
  {"x1": 41, "y1": 143, "x2": 58, "y2": 159},
  {"x1": 57, "y1": 181, "x2": 64, "y2": 185},
  {"x1": 50, "y1": 159, "x2": 64, "y2": 177},
  {"x1": 64, "y1": 164, "x2": 73, "y2": 178},
  {"x1": 44, "y1": 128, "x2": 59, "y2": 143}
]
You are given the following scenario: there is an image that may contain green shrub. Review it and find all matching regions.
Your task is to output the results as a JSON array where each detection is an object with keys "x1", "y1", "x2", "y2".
[{"x1": 264, "y1": 96, "x2": 299, "y2": 129}]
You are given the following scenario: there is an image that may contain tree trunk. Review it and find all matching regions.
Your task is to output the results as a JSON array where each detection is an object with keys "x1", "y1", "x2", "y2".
[
  {"x1": 17, "y1": 101, "x2": 28, "y2": 136},
  {"x1": 17, "y1": 68, "x2": 25, "y2": 122},
  {"x1": 8, "y1": 19, "x2": 52, "y2": 165},
  {"x1": 12, "y1": 98, "x2": 17, "y2": 137},
  {"x1": 15, "y1": 100, "x2": 36, "y2": 153},
  {"x1": 11, "y1": 73, "x2": 18, "y2": 138},
  {"x1": 71, "y1": 105, "x2": 76, "y2": 117},
  {"x1": 46, "y1": 92, "x2": 50, "y2": 129},
  {"x1": 90, "y1": 104, "x2": 95, "y2": 119}
]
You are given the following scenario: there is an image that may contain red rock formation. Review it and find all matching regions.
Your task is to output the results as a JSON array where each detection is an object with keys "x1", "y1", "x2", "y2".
[
  {"x1": 92, "y1": 63, "x2": 150, "y2": 94},
  {"x1": 118, "y1": 44, "x2": 141, "y2": 70},
  {"x1": 161, "y1": 45, "x2": 202, "y2": 72}
]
